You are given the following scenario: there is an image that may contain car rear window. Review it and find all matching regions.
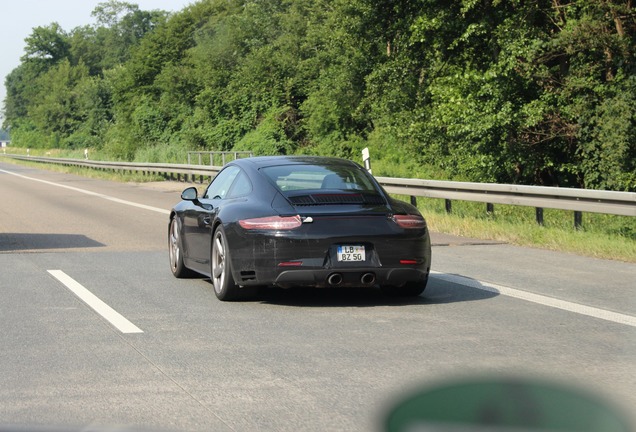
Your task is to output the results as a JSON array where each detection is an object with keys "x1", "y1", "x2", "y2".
[{"x1": 261, "y1": 164, "x2": 377, "y2": 193}]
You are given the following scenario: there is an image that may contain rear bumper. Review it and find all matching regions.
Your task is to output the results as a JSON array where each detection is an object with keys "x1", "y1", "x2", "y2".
[
  {"x1": 272, "y1": 267, "x2": 429, "y2": 289},
  {"x1": 226, "y1": 219, "x2": 432, "y2": 289}
]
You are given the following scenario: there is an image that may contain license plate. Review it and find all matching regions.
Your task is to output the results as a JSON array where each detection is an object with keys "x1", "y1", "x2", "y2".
[{"x1": 337, "y1": 245, "x2": 365, "y2": 262}]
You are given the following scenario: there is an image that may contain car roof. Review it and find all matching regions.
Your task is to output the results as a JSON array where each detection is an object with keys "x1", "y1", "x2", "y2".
[{"x1": 233, "y1": 155, "x2": 360, "y2": 169}]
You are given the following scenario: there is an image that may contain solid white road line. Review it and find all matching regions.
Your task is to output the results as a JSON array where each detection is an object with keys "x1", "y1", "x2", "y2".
[
  {"x1": 432, "y1": 271, "x2": 636, "y2": 328},
  {"x1": 0, "y1": 168, "x2": 170, "y2": 215},
  {"x1": 48, "y1": 270, "x2": 144, "y2": 334}
]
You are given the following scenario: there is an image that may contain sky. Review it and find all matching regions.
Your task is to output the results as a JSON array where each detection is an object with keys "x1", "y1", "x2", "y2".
[{"x1": 0, "y1": 0, "x2": 195, "y2": 123}]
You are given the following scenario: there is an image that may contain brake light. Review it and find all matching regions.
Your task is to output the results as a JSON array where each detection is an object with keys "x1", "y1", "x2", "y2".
[
  {"x1": 278, "y1": 261, "x2": 303, "y2": 267},
  {"x1": 392, "y1": 214, "x2": 426, "y2": 229},
  {"x1": 239, "y1": 215, "x2": 302, "y2": 230}
]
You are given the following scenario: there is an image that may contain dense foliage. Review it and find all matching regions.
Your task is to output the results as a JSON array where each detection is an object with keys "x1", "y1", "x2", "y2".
[{"x1": 3, "y1": 0, "x2": 635, "y2": 190}]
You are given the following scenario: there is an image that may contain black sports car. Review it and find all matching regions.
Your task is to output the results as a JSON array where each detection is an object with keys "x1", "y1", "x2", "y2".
[{"x1": 168, "y1": 156, "x2": 432, "y2": 301}]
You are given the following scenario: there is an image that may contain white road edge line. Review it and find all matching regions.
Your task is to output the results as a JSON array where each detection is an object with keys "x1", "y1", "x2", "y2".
[
  {"x1": 0, "y1": 168, "x2": 170, "y2": 215},
  {"x1": 48, "y1": 270, "x2": 144, "y2": 334},
  {"x1": 431, "y1": 271, "x2": 636, "y2": 328}
]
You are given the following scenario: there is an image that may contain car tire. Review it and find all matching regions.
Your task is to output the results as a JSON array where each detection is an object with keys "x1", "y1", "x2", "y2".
[
  {"x1": 211, "y1": 226, "x2": 242, "y2": 301},
  {"x1": 169, "y1": 217, "x2": 196, "y2": 278},
  {"x1": 381, "y1": 279, "x2": 428, "y2": 297}
]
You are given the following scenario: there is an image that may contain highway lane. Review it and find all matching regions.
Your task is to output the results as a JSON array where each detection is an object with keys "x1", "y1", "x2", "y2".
[
  {"x1": 1, "y1": 161, "x2": 635, "y2": 431},
  {"x1": 0, "y1": 168, "x2": 166, "y2": 253}
]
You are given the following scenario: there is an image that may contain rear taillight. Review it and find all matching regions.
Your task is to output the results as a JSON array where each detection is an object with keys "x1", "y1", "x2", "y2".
[
  {"x1": 278, "y1": 261, "x2": 303, "y2": 267},
  {"x1": 392, "y1": 214, "x2": 426, "y2": 229},
  {"x1": 239, "y1": 215, "x2": 302, "y2": 230}
]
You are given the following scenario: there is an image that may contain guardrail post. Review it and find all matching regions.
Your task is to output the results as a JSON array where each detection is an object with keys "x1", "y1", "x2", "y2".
[
  {"x1": 574, "y1": 211, "x2": 583, "y2": 230},
  {"x1": 445, "y1": 199, "x2": 452, "y2": 214},
  {"x1": 362, "y1": 147, "x2": 372, "y2": 174},
  {"x1": 486, "y1": 203, "x2": 494, "y2": 215},
  {"x1": 410, "y1": 196, "x2": 417, "y2": 206},
  {"x1": 536, "y1": 208, "x2": 544, "y2": 226}
]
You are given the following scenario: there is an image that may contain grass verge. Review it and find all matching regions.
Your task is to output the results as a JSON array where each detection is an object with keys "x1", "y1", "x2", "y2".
[{"x1": 411, "y1": 197, "x2": 636, "y2": 263}]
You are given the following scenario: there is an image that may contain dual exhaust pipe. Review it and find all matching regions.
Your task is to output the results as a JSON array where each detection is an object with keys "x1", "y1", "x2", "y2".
[{"x1": 327, "y1": 272, "x2": 376, "y2": 286}]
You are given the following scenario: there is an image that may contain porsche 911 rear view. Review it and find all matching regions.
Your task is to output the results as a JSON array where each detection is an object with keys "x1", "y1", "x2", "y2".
[{"x1": 168, "y1": 156, "x2": 431, "y2": 301}]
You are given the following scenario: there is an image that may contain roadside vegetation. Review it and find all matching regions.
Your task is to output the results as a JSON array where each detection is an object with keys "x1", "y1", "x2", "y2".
[
  {"x1": 3, "y1": 0, "x2": 635, "y2": 192},
  {"x1": 418, "y1": 200, "x2": 636, "y2": 263}
]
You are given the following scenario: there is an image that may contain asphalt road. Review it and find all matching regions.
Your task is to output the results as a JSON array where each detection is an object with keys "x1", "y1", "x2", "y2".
[{"x1": 1, "y1": 161, "x2": 635, "y2": 431}]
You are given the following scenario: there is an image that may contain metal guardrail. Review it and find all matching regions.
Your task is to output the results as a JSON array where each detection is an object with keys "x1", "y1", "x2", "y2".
[
  {"x1": 187, "y1": 151, "x2": 253, "y2": 166},
  {"x1": 377, "y1": 177, "x2": 636, "y2": 217},
  {"x1": 6, "y1": 155, "x2": 223, "y2": 183},
  {"x1": 3, "y1": 154, "x2": 635, "y2": 225}
]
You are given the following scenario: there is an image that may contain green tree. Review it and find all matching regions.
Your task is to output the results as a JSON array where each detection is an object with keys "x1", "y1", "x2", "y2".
[
  {"x1": 26, "y1": 60, "x2": 91, "y2": 148},
  {"x1": 3, "y1": 0, "x2": 635, "y2": 190},
  {"x1": 22, "y1": 23, "x2": 70, "y2": 64},
  {"x1": 91, "y1": 0, "x2": 168, "y2": 70},
  {"x1": 4, "y1": 24, "x2": 71, "y2": 130},
  {"x1": 3, "y1": 62, "x2": 45, "y2": 127},
  {"x1": 510, "y1": 0, "x2": 636, "y2": 188}
]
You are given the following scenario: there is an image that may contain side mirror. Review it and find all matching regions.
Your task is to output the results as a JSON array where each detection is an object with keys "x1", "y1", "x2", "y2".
[
  {"x1": 181, "y1": 187, "x2": 198, "y2": 201},
  {"x1": 385, "y1": 377, "x2": 631, "y2": 432}
]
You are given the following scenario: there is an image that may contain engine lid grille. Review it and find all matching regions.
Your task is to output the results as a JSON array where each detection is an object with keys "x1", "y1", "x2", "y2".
[{"x1": 288, "y1": 193, "x2": 386, "y2": 206}]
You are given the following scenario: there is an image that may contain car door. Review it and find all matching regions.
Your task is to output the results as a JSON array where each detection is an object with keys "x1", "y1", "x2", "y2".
[{"x1": 182, "y1": 165, "x2": 241, "y2": 274}]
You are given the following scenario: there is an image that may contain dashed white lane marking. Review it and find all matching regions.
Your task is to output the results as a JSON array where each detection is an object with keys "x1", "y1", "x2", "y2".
[
  {"x1": 0, "y1": 168, "x2": 170, "y2": 215},
  {"x1": 48, "y1": 270, "x2": 143, "y2": 334},
  {"x1": 432, "y1": 271, "x2": 636, "y2": 328}
]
